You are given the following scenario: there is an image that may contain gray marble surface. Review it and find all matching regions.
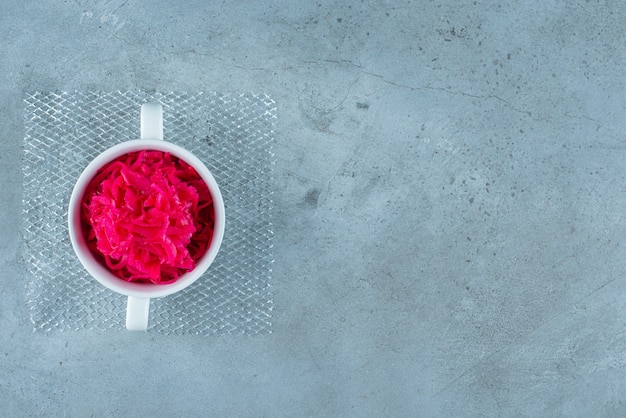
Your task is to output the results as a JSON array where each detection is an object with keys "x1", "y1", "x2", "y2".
[{"x1": 2, "y1": 1, "x2": 626, "y2": 416}]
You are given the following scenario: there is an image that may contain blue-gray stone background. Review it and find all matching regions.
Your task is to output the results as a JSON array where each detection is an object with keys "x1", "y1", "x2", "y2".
[{"x1": 1, "y1": 1, "x2": 625, "y2": 416}]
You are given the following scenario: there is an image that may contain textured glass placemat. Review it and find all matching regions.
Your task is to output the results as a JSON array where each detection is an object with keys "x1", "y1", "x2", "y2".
[{"x1": 22, "y1": 91, "x2": 275, "y2": 334}]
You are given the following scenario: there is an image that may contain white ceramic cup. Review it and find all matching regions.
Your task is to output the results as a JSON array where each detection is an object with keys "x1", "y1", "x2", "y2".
[{"x1": 68, "y1": 103, "x2": 225, "y2": 331}]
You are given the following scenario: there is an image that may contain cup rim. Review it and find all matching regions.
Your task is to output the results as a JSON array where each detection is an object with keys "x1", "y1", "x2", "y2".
[{"x1": 68, "y1": 139, "x2": 225, "y2": 299}]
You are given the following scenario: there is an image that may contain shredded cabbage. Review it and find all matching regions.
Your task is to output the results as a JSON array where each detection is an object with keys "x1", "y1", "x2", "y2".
[{"x1": 81, "y1": 150, "x2": 215, "y2": 284}]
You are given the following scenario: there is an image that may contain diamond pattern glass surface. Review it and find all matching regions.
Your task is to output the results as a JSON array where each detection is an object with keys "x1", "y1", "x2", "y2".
[{"x1": 23, "y1": 91, "x2": 275, "y2": 334}]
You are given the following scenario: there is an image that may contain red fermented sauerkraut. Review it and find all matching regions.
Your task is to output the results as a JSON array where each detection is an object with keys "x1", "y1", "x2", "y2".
[{"x1": 81, "y1": 150, "x2": 214, "y2": 284}]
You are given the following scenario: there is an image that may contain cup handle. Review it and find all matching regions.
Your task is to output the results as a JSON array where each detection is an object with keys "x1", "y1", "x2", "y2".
[
  {"x1": 126, "y1": 296, "x2": 150, "y2": 331},
  {"x1": 125, "y1": 102, "x2": 162, "y2": 332},
  {"x1": 140, "y1": 103, "x2": 163, "y2": 140}
]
